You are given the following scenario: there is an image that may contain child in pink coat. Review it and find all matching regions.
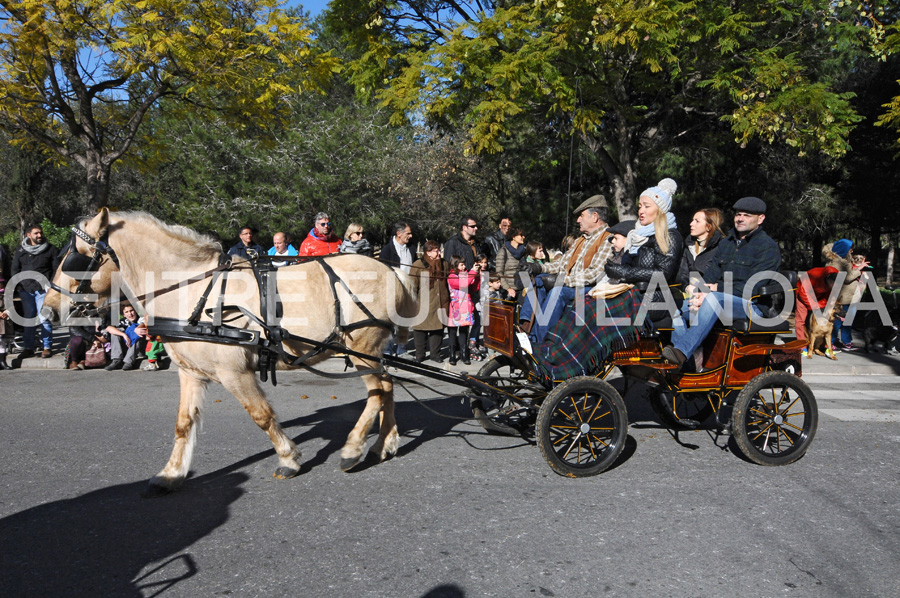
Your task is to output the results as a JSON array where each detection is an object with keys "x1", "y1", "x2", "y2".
[{"x1": 447, "y1": 255, "x2": 482, "y2": 365}]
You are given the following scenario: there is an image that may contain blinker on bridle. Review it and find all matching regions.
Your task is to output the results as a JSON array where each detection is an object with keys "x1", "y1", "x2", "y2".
[{"x1": 49, "y1": 226, "x2": 121, "y2": 319}]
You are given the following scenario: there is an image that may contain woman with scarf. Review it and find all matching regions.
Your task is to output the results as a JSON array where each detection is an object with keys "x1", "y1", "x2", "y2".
[
  {"x1": 494, "y1": 227, "x2": 527, "y2": 299},
  {"x1": 678, "y1": 208, "x2": 724, "y2": 288},
  {"x1": 409, "y1": 240, "x2": 450, "y2": 363},
  {"x1": 604, "y1": 178, "x2": 684, "y2": 323}
]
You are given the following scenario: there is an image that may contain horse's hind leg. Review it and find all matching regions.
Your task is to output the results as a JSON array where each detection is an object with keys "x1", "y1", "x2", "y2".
[
  {"x1": 368, "y1": 373, "x2": 399, "y2": 462},
  {"x1": 146, "y1": 369, "x2": 208, "y2": 497},
  {"x1": 219, "y1": 370, "x2": 302, "y2": 480},
  {"x1": 340, "y1": 368, "x2": 396, "y2": 471}
]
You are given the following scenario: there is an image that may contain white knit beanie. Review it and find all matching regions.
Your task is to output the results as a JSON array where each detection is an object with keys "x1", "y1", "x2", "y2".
[{"x1": 640, "y1": 178, "x2": 677, "y2": 213}]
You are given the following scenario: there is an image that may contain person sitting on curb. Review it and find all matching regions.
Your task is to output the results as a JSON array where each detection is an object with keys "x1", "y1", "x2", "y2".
[
  {"x1": 663, "y1": 196, "x2": 781, "y2": 368},
  {"x1": 104, "y1": 304, "x2": 146, "y2": 371}
]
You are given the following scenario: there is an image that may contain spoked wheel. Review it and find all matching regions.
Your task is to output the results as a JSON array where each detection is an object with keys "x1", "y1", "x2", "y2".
[
  {"x1": 536, "y1": 377, "x2": 628, "y2": 477},
  {"x1": 470, "y1": 356, "x2": 538, "y2": 435},
  {"x1": 650, "y1": 389, "x2": 716, "y2": 430},
  {"x1": 731, "y1": 371, "x2": 818, "y2": 466}
]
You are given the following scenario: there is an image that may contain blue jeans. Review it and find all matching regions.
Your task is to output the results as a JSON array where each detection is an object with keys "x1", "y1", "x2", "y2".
[
  {"x1": 524, "y1": 285, "x2": 592, "y2": 344},
  {"x1": 832, "y1": 313, "x2": 852, "y2": 345},
  {"x1": 672, "y1": 292, "x2": 762, "y2": 358},
  {"x1": 18, "y1": 289, "x2": 53, "y2": 350}
]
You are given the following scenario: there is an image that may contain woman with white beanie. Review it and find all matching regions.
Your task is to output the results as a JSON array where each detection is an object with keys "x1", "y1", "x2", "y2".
[{"x1": 604, "y1": 178, "x2": 684, "y2": 322}]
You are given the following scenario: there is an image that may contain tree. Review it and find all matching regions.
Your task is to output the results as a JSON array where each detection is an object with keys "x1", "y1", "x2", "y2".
[
  {"x1": 330, "y1": 0, "x2": 884, "y2": 217},
  {"x1": 0, "y1": 0, "x2": 339, "y2": 211}
]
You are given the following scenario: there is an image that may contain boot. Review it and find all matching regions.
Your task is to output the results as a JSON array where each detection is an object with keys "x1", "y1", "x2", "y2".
[{"x1": 0, "y1": 354, "x2": 11, "y2": 370}]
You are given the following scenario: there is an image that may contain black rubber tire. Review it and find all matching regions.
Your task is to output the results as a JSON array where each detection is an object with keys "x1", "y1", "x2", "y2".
[
  {"x1": 650, "y1": 389, "x2": 715, "y2": 430},
  {"x1": 731, "y1": 370, "x2": 818, "y2": 466},
  {"x1": 536, "y1": 377, "x2": 628, "y2": 477},
  {"x1": 471, "y1": 356, "x2": 534, "y2": 435}
]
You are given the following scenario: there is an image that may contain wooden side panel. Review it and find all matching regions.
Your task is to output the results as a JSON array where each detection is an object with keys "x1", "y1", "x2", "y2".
[
  {"x1": 724, "y1": 334, "x2": 772, "y2": 386},
  {"x1": 484, "y1": 300, "x2": 516, "y2": 357}
]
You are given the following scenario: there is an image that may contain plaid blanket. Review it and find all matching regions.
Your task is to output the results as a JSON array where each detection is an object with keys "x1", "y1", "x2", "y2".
[{"x1": 536, "y1": 289, "x2": 642, "y2": 382}]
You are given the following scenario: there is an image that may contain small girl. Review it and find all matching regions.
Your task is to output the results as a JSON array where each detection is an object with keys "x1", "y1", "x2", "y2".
[
  {"x1": 469, "y1": 253, "x2": 489, "y2": 361},
  {"x1": 447, "y1": 255, "x2": 481, "y2": 365}
]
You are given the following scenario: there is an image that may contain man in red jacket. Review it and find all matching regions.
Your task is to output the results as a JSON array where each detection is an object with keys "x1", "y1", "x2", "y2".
[
  {"x1": 299, "y1": 212, "x2": 342, "y2": 256},
  {"x1": 795, "y1": 265, "x2": 839, "y2": 345}
]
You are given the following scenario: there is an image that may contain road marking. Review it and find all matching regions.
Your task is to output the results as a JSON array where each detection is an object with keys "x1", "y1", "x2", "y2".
[{"x1": 819, "y1": 409, "x2": 900, "y2": 422}]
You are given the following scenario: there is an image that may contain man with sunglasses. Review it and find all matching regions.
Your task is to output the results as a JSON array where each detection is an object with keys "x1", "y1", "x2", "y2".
[
  {"x1": 299, "y1": 212, "x2": 342, "y2": 257},
  {"x1": 443, "y1": 216, "x2": 482, "y2": 270},
  {"x1": 9, "y1": 225, "x2": 60, "y2": 359}
]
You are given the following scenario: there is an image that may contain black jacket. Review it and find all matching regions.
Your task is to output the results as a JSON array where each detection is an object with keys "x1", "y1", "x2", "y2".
[
  {"x1": 483, "y1": 229, "x2": 505, "y2": 270},
  {"x1": 0, "y1": 244, "x2": 10, "y2": 287},
  {"x1": 443, "y1": 232, "x2": 481, "y2": 270},
  {"x1": 11, "y1": 242, "x2": 60, "y2": 293},
  {"x1": 678, "y1": 230, "x2": 723, "y2": 287},
  {"x1": 604, "y1": 230, "x2": 684, "y2": 316}
]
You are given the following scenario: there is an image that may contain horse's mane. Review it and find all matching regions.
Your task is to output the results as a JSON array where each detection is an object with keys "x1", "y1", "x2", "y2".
[{"x1": 82, "y1": 211, "x2": 224, "y2": 261}]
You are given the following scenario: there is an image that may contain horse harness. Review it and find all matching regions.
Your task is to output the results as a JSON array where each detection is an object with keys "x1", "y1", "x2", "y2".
[{"x1": 59, "y1": 226, "x2": 395, "y2": 385}]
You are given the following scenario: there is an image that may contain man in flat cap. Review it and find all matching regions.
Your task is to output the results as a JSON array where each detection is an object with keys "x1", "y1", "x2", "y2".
[
  {"x1": 663, "y1": 196, "x2": 781, "y2": 367},
  {"x1": 521, "y1": 194, "x2": 614, "y2": 343}
]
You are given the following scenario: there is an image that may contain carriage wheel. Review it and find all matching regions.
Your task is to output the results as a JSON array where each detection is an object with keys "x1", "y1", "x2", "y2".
[
  {"x1": 470, "y1": 356, "x2": 536, "y2": 435},
  {"x1": 731, "y1": 371, "x2": 818, "y2": 466},
  {"x1": 536, "y1": 377, "x2": 628, "y2": 477},
  {"x1": 650, "y1": 389, "x2": 716, "y2": 430}
]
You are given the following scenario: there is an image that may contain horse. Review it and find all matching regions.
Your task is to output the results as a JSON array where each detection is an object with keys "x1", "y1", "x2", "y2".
[{"x1": 45, "y1": 209, "x2": 418, "y2": 496}]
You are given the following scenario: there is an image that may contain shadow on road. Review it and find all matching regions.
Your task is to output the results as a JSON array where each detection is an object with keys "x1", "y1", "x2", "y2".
[{"x1": 0, "y1": 472, "x2": 248, "y2": 597}]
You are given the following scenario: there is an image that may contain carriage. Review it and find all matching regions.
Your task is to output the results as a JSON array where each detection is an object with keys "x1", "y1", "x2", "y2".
[
  {"x1": 466, "y1": 273, "x2": 816, "y2": 477},
  {"x1": 48, "y1": 210, "x2": 816, "y2": 492}
]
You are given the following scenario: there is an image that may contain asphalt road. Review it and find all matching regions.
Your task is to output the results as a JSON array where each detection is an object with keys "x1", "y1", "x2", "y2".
[{"x1": 1, "y1": 363, "x2": 898, "y2": 598}]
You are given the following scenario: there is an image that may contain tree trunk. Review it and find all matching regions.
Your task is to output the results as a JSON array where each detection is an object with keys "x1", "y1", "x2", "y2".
[
  {"x1": 886, "y1": 233, "x2": 897, "y2": 287},
  {"x1": 85, "y1": 153, "x2": 111, "y2": 212},
  {"x1": 579, "y1": 132, "x2": 638, "y2": 220}
]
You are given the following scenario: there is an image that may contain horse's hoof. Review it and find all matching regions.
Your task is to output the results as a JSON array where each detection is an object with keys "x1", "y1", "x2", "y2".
[
  {"x1": 141, "y1": 482, "x2": 174, "y2": 499},
  {"x1": 339, "y1": 456, "x2": 361, "y2": 472},
  {"x1": 369, "y1": 448, "x2": 395, "y2": 463},
  {"x1": 273, "y1": 466, "x2": 300, "y2": 480}
]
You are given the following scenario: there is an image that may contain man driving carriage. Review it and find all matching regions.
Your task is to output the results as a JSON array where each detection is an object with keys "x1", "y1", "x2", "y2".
[
  {"x1": 520, "y1": 194, "x2": 614, "y2": 343},
  {"x1": 662, "y1": 196, "x2": 781, "y2": 368}
]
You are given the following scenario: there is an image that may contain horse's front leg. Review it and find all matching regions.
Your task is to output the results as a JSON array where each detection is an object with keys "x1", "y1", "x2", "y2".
[
  {"x1": 145, "y1": 369, "x2": 208, "y2": 497},
  {"x1": 218, "y1": 369, "x2": 301, "y2": 480}
]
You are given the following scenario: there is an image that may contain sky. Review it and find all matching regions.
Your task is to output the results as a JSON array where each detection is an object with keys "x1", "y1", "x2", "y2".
[{"x1": 285, "y1": 0, "x2": 330, "y2": 18}]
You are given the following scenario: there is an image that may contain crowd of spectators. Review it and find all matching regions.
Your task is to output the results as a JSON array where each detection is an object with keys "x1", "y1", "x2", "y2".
[{"x1": 0, "y1": 197, "x2": 880, "y2": 373}]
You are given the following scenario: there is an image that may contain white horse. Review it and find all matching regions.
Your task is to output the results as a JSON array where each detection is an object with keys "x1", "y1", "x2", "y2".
[{"x1": 47, "y1": 209, "x2": 418, "y2": 495}]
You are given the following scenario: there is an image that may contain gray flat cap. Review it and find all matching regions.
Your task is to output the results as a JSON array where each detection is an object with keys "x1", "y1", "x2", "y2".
[
  {"x1": 733, "y1": 196, "x2": 767, "y2": 214},
  {"x1": 573, "y1": 194, "x2": 608, "y2": 215}
]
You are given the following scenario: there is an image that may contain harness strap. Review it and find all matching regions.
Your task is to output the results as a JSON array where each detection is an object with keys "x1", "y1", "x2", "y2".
[{"x1": 317, "y1": 259, "x2": 394, "y2": 333}]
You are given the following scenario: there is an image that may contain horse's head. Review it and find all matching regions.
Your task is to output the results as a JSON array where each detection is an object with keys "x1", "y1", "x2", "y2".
[{"x1": 44, "y1": 209, "x2": 119, "y2": 322}]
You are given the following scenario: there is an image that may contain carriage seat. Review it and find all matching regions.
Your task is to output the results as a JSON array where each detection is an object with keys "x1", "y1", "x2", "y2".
[
  {"x1": 640, "y1": 271, "x2": 797, "y2": 336},
  {"x1": 722, "y1": 270, "x2": 797, "y2": 335}
]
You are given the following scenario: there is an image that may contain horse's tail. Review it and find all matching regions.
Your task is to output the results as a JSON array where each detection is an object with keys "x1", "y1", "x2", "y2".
[
  {"x1": 390, "y1": 267, "x2": 418, "y2": 348},
  {"x1": 392, "y1": 267, "x2": 419, "y2": 320}
]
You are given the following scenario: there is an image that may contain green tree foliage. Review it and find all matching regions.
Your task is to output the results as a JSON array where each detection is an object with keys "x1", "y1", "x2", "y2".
[
  {"x1": 113, "y1": 83, "x2": 506, "y2": 247},
  {"x1": 0, "y1": 0, "x2": 339, "y2": 210},
  {"x1": 330, "y1": 0, "x2": 887, "y2": 217}
]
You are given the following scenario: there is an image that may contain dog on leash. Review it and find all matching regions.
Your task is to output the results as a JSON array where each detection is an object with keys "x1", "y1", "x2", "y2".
[{"x1": 807, "y1": 305, "x2": 840, "y2": 360}]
